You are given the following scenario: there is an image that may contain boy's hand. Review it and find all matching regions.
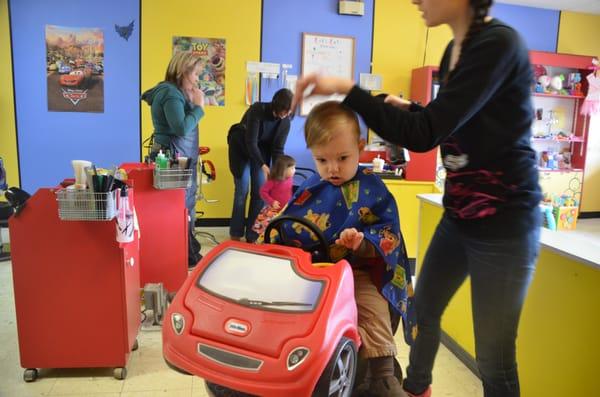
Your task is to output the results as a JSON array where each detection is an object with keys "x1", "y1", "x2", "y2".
[
  {"x1": 272, "y1": 200, "x2": 281, "y2": 209},
  {"x1": 335, "y1": 228, "x2": 364, "y2": 251}
]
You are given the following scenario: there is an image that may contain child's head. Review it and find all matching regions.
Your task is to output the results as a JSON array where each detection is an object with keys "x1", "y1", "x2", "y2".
[
  {"x1": 304, "y1": 101, "x2": 365, "y2": 186},
  {"x1": 269, "y1": 154, "x2": 296, "y2": 181}
]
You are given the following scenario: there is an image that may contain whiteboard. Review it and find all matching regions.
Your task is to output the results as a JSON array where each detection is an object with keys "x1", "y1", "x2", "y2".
[{"x1": 301, "y1": 33, "x2": 355, "y2": 115}]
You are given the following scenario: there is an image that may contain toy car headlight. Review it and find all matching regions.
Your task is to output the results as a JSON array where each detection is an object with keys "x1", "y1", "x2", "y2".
[
  {"x1": 171, "y1": 313, "x2": 185, "y2": 335},
  {"x1": 287, "y1": 347, "x2": 310, "y2": 370}
]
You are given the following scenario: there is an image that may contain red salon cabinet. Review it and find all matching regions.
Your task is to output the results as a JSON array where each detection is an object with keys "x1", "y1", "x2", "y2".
[
  {"x1": 120, "y1": 162, "x2": 188, "y2": 292},
  {"x1": 9, "y1": 188, "x2": 140, "y2": 381},
  {"x1": 409, "y1": 65, "x2": 440, "y2": 182}
]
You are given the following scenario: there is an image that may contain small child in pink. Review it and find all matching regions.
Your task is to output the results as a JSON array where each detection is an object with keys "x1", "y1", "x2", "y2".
[{"x1": 252, "y1": 155, "x2": 296, "y2": 236}]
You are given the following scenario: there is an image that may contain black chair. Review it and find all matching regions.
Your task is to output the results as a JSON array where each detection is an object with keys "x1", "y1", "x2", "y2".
[
  {"x1": 292, "y1": 166, "x2": 316, "y2": 193},
  {"x1": 1, "y1": 187, "x2": 32, "y2": 262},
  {"x1": 0, "y1": 202, "x2": 11, "y2": 261}
]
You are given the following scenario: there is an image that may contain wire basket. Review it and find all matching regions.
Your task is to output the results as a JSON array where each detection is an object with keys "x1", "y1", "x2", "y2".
[
  {"x1": 56, "y1": 189, "x2": 117, "y2": 221},
  {"x1": 153, "y1": 167, "x2": 193, "y2": 189}
]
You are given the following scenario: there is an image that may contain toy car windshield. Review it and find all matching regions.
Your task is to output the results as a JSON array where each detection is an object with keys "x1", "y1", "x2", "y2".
[{"x1": 196, "y1": 248, "x2": 324, "y2": 313}]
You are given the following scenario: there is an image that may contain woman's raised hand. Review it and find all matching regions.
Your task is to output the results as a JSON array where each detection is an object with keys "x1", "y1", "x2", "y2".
[
  {"x1": 291, "y1": 74, "x2": 355, "y2": 112},
  {"x1": 190, "y1": 86, "x2": 205, "y2": 109}
]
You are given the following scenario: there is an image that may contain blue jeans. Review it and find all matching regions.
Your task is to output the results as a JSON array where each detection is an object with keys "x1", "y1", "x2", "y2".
[
  {"x1": 170, "y1": 129, "x2": 198, "y2": 235},
  {"x1": 229, "y1": 161, "x2": 265, "y2": 242},
  {"x1": 403, "y1": 214, "x2": 540, "y2": 397}
]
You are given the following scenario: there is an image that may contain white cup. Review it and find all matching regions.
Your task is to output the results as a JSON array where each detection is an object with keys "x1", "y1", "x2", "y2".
[
  {"x1": 72, "y1": 160, "x2": 92, "y2": 189},
  {"x1": 372, "y1": 156, "x2": 385, "y2": 173},
  {"x1": 178, "y1": 156, "x2": 188, "y2": 169}
]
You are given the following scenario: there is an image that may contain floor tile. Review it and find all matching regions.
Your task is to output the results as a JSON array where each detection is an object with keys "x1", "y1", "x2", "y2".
[
  {"x1": 49, "y1": 370, "x2": 125, "y2": 395},
  {"x1": 121, "y1": 390, "x2": 191, "y2": 397}
]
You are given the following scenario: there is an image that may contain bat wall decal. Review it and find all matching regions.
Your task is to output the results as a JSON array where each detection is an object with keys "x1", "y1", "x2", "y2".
[{"x1": 115, "y1": 20, "x2": 134, "y2": 41}]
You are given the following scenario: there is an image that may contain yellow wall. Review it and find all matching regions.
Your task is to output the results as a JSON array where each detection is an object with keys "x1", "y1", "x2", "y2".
[
  {"x1": 371, "y1": 1, "x2": 451, "y2": 98},
  {"x1": 141, "y1": 0, "x2": 262, "y2": 218},
  {"x1": 385, "y1": 180, "x2": 438, "y2": 258},
  {"x1": 0, "y1": 0, "x2": 19, "y2": 189},
  {"x1": 557, "y1": 11, "x2": 600, "y2": 212},
  {"x1": 417, "y1": 199, "x2": 600, "y2": 396}
]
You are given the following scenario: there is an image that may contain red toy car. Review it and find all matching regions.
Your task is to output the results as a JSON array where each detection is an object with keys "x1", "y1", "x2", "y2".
[
  {"x1": 163, "y1": 217, "x2": 361, "y2": 397},
  {"x1": 59, "y1": 69, "x2": 91, "y2": 88}
]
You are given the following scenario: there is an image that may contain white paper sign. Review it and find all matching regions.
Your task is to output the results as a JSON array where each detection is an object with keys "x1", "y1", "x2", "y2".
[
  {"x1": 301, "y1": 33, "x2": 355, "y2": 115},
  {"x1": 359, "y1": 73, "x2": 382, "y2": 91},
  {"x1": 246, "y1": 61, "x2": 280, "y2": 75}
]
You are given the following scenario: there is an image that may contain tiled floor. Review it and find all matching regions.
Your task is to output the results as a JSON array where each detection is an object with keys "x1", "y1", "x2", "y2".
[{"x1": 0, "y1": 227, "x2": 483, "y2": 397}]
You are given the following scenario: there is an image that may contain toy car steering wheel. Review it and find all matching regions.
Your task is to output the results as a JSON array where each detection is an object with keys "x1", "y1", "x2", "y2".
[{"x1": 263, "y1": 215, "x2": 332, "y2": 263}]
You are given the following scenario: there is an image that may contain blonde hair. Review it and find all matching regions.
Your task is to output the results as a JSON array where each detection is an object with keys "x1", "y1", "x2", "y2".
[
  {"x1": 164, "y1": 51, "x2": 203, "y2": 88},
  {"x1": 304, "y1": 101, "x2": 360, "y2": 148}
]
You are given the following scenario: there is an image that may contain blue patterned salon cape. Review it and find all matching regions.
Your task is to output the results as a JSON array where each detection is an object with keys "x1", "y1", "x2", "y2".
[{"x1": 280, "y1": 166, "x2": 416, "y2": 345}]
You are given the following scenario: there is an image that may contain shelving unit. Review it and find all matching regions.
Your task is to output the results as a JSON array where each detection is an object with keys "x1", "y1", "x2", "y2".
[
  {"x1": 411, "y1": 52, "x2": 596, "y2": 205},
  {"x1": 529, "y1": 51, "x2": 596, "y2": 204}
]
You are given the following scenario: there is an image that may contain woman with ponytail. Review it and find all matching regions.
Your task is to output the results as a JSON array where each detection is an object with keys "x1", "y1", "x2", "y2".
[{"x1": 294, "y1": 1, "x2": 540, "y2": 396}]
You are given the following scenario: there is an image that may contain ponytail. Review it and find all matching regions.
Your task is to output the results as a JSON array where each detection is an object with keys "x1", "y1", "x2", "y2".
[{"x1": 447, "y1": 0, "x2": 493, "y2": 82}]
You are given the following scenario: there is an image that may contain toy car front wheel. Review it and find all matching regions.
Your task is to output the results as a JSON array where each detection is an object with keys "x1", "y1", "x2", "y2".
[{"x1": 313, "y1": 337, "x2": 357, "y2": 397}]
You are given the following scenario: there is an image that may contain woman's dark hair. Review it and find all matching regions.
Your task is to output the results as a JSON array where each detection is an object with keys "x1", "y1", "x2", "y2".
[
  {"x1": 269, "y1": 154, "x2": 296, "y2": 181},
  {"x1": 271, "y1": 88, "x2": 293, "y2": 114},
  {"x1": 448, "y1": 0, "x2": 493, "y2": 81}
]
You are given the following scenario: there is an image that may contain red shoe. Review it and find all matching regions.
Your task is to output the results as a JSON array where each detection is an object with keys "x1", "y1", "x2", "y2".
[{"x1": 404, "y1": 386, "x2": 432, "y2": 397}]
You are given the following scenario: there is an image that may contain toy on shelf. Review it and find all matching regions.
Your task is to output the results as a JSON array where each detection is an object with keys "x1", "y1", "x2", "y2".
[
  {"x1": 533, "y1": 64, "x2": 547, "y2": 81},
  {"x1": 541, "y1": 193, "x2": 579, "y2": 231},
  {"x1": 540, "y1": 204, "x2": 556, "y2": 231},
  {"x1": 567, "y1": 72, "x2": 582, "y2": 96},
  {"x1": 537, "y1": 75, "x2": 551, "y2": 93},
  {"x1": 549, "y1": 74, "x2": 567, "y2": 95}
]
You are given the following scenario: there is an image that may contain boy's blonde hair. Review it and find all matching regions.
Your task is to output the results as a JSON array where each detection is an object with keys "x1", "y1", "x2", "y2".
[
  {"x1": 165, "y1": 51, "x2": 203, "y2": 88},
  {"x1": 304, "y1": 101, "x2": 361, "y2": 148}
]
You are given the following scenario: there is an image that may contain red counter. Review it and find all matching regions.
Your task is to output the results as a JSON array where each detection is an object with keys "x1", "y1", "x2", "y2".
[
  {"x1": 120, "y1": 162, "x2": 187, "y2": 292},
  {"x1": 9, "y1": 188, "x2": 140, "y2": 380}
]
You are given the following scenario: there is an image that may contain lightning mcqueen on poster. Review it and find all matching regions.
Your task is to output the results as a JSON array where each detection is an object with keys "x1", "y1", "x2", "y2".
[{"x1": 46, "y1": 25, "x2": 104, "y2": 112}]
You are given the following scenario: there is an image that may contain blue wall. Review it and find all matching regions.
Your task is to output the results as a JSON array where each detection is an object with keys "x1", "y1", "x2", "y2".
[
  {"x1": 261, "y1": 0, "x2": 374, "y2": 169},
  {"x1": 10, "y1": 0, "x2": 140, "y2": 192},
  {"x1": 492, "y1": 3, "x2": 560, "y2": 52}
]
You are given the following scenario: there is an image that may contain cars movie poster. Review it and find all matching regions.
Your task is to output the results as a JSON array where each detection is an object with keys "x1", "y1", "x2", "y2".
[
  {"x1": 46, "y1": 25, "x2": 104, "y2": 112},
  {"x1": 172, "y1": 37, "x2": 226, "y2": 106}
]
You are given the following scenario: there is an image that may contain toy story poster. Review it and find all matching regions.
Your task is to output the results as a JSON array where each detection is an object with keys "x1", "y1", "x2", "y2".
[
  {"x1": 172, "y1": 36, "x2": 226, "y2": 106},
  {"x1": 45, "y1": 25, "x2": 104, "y2": 113}
]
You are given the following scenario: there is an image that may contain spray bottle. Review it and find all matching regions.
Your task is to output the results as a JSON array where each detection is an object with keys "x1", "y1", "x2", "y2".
[
  {"x1": 116, "y1": 186, "x2": 134, "y2": 243},
  {"x1": 156, "y1": 150, "x2": 168, "y2": 170}
]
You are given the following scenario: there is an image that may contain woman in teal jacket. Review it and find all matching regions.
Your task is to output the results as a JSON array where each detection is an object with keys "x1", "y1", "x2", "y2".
[{"x1": 142, "y1": 51, "x2": 205, "y2": 268}]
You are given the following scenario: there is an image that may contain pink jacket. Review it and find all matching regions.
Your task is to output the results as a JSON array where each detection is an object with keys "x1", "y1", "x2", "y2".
[{"x1": 259, "y1": 177, "x2": 293, "y2": 207}]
